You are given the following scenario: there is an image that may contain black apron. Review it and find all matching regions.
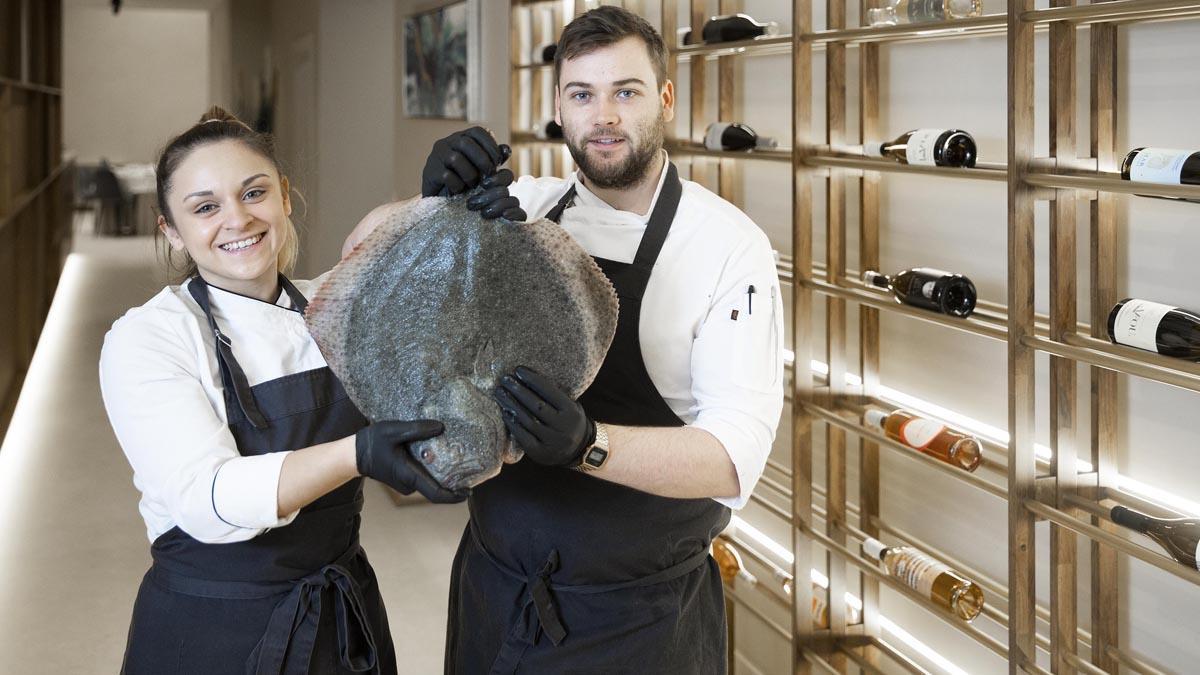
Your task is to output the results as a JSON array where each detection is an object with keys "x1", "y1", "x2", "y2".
[
  {"x1": 445, "y1": 163, "x2": 731, "y2": 674},
  {"x1": 121, "y1": 275, "x2": 396, "y2": 675}
]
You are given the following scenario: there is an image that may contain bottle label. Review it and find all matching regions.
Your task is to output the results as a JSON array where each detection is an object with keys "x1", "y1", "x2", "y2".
[
  {"x1": 1112, "y1": 299, "x2": 1175, "y2": 353},
  {"x1": 890, "y1": 551, "x2": 950, "y2": 597},
  {"x1": 904, "y1": 129, "x2": 944, "y2": 166},
  {"x1": 1195, "y1": 540, "x2": 1200, "y2": 572},
  {"x1": 899, "y1": 417, "x2": 945, "y2": 449},
  {"x1": 1129, "y1": 148, "x2": 1190, "y2": 184},
  {"x1": 921, "y1": 281, "x2": 936, "y2": 299}
]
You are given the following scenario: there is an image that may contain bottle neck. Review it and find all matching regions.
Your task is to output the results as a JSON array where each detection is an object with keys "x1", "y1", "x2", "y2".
[
  {"x1": 864, "y1": 270, "x2": 892, "y2": 290},
  {"x1": 1111, "y1": 505, "x2": 1153, "y2": 533}
]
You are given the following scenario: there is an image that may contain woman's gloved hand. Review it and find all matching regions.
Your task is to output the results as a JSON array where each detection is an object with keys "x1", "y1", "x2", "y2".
[
  {"x1": 355, "y1": 420, "x2": 468, "y2": 503},
  {"x1": 493, "y1": 366, "x2": 594, "y2": 467}
]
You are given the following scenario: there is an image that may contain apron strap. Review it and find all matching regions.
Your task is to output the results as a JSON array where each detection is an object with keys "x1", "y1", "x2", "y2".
[
  {"x1": 470, "y1": 524, "x2": 710, "y2": 675},
  {"x1": 543, "y1": 163, "x2": 684, "y2": 301},
  {"x1": 187, "y1": 277, "x2": 270, "y2": 430},
  {"x1": 245, "y1": 544, "x2": 378, "y2": 675}
]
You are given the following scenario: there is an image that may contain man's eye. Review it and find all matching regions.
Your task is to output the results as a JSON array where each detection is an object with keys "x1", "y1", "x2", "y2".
[
  {"x1": 617, "y1": 90, "x2": 636, "y2": 99},
  {"x1": 571, "y1": 92, "x2": 591, "y2": 101}
]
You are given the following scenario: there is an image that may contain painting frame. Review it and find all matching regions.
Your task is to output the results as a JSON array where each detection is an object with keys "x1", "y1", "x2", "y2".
[{"x1": 402, "y1": 0, "x2": 482, "y2": 121}]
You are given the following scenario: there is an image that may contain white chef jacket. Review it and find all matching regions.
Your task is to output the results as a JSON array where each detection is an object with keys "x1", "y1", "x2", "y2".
[
  {"x1": 510, "y1": 153, "x2": 785, "y2": 509},
  {"x1": 100, "y1": 275, "x2": 331, "y2": 544}
]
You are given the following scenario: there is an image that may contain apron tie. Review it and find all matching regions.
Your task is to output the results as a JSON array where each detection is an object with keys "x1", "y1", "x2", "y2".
[{"x1": 247, "y1": 548, "x2": 378, "y2": 675}]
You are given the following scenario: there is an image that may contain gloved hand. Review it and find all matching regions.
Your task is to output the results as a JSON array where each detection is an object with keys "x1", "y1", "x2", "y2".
[
  {"x1": 493, "y1": 366, "x2": 595, "y2": 467},
  {"x1": 467, "y1": 169, "x2": 527, "y2": 221},
  {"x1": 355, "y1": 420, "x2": 468, "y2": 503}
]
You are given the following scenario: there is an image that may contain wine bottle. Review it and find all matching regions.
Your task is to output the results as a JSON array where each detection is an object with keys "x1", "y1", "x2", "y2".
[
  {"x1": 1107, "y1": 298, "x2": 1200, "y2": 360},
  {"x1": 1110, "y1": 506, "x2": 1200, "y2": 571},
  {"x1": 865, "y1": 129, "x2": 977, "y2": 167},
  {"x1": 532, "y1": 42, "x2": 557, "y2": 64},
  {"x1": 534, "y1": 119, "x2": 563, "y2": 141},
  {"x1": 863, "y1": 537, "x2": 985, "y2": 621},
  {"x1": 1120, "y1": 147, "x2": 1200, "y2": 203},
  {"x1": 713, "y1": 539, "x2": 860, "y2": 626},
  {"x1": 863, "y1": 268, "x2": 977, "y2": 317},
  {"x1": 866, "y1": 0, "x2": 983, "y2": 26},
  {"x1": 701, "y1": 14, "x2": 780, "y2": 44},
  {"x1": 784, "y1": 579, "x2": 864, "y2": 628},
  {"x1": 704, "y1": 122, "x2": 778, "y2": 152},
  {"x1": 864, "y1": 409, "x2": 983, "y2": 472}
]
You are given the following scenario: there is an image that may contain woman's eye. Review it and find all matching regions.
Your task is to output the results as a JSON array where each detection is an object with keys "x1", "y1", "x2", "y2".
[
  {"x1": 244, "y1": 188, "x2": 266, "y2": 200},
  {"x1": 194, "y1": 204, "x2": 216, "y2": 215}
]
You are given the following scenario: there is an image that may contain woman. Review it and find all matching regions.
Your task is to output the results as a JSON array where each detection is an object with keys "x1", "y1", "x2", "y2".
[{"x1": 99, "y1": 107, "x2": 517, "y2": 674}]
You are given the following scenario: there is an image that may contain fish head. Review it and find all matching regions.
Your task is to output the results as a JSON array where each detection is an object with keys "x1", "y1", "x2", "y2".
[{"x1": 409, "y1": 376, "x2": 506, "y2": 490}]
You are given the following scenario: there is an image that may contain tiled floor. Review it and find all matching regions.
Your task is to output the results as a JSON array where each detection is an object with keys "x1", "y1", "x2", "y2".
[{"x1": 0, "y1": 233, "x2": 467, "y2": 674}]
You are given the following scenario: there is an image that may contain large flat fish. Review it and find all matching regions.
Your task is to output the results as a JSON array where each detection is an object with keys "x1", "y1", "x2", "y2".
[{"x1": 304, "y1": 191, "x2": 618, "y2": 490}]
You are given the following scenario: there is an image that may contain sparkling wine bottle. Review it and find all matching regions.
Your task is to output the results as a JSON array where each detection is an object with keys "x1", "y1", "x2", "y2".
[
  {"x1": 701, "y1": 14, "x2": 780, "y2": 43},
  {"x1": 534, "y1": 119, "x2": 563, "y2": 141},
  {"x1": 1120, "y1": 147, "x2": 1200, "y2": 203},
  {"x1": 704, "y1": 122, "x2": 778, "y2": 151},
  {"x1": 1110, "y1": 506, "x2": 1200, "y2": 571},
  {"x1": 866, "y1": 0, "x2": 983, "y2": 26},
  {"x1": 864, "y1": 409, "x2": 983, "y2": 472},
  {"x1": 863, "y1": 537, "x2": 985, "y2": 621},
  {"x1": 865, "y1": 129, "x2": 977, "y2": 167},
  {"x1": 863, "y1": 268, "x2": 977, "y2": 317},
  {"x1": 1107, "y1": 299, "x2": 1200, "y2": 360}
]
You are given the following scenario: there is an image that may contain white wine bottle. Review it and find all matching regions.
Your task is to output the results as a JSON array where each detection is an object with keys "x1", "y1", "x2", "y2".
[
  {"x1": 1107, "y1": 298, "x2": 1200, "y2": 360},
  {"x1": 713, "y1": 539, "x2": 861, "y2": 627},
  {"x1": 704, "y1": 122, "x2": 778, "y2": 151},
  {"x1": 867, "y1": 0, "x2": 983, "y2": 26},
  {"x1": 700, "y1": 14, "x2": 780, "y2": 43},
  {"x1": 1110, "y1": 506, "x2": 1200, "y2": 571},
  {"x1": 864, "y1": 409, "x2": 983, "y2": 472},
  {"x1": 534, "y1": 119, "x2": 563, "y2": 141},
  {"x1": 863, "y1": 268, "x2": 977, "y2": 317},
  {"x1": 866, "y1": 129, "x2": 977, "y2": 167},
  {"x1": 1120, "y1": 147, "x2": 1200, "y2": 203},
  {"x1": 863, "y1": 537, "x2": 985, "y2": 621},
  {"x1": 783, "y1": 579, "x2": 864, "y2": 628}
]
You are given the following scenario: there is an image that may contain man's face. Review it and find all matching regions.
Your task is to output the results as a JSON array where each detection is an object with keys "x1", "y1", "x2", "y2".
[{"x1": 555, "y1": 36, "x2": 675, "y2": 190}]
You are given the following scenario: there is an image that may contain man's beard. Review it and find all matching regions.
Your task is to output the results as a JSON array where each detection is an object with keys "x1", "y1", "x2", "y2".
[{"x1": 565, "y1": 113, "x2": 665, "y2": 190}]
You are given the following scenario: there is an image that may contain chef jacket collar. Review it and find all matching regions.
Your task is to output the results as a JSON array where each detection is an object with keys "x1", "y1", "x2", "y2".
[{"x1": 569, "y1": 149, "x2": 671, "y2": 221}]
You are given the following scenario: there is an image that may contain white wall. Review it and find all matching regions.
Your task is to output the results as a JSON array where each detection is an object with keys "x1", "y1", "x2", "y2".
[{"x1": 63, "y1": 6, "x2": 211, "y2": 164}]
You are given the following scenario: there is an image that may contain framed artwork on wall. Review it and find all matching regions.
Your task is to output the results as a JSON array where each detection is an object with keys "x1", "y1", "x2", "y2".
[{"x1": 402, "y1": 0, "x2": 482, "y2": 121}]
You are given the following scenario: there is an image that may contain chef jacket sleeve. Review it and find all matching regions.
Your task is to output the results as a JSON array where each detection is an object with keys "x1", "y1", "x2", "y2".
[
  {"x1": 99, "y1": 311, "x2": 301, "y2": 544},
  {"x1": 687, "y1": 234, "x2": 784, "y2": 509}
]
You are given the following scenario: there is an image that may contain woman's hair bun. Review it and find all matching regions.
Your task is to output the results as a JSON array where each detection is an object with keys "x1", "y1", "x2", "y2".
[{"x1": 198, "y1": 105, "x2": 251, "y2": 130}]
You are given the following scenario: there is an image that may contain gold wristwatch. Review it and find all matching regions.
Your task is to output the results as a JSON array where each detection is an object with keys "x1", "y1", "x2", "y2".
[{"x1": 577, "y1": 422, "x2": 610, "y2": 472}]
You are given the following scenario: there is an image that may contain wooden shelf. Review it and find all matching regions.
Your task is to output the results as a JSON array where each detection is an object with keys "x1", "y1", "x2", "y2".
[
  {"x1": 0, "y1": 77, "x2": 62, "y2": 96},
  {"x1": 806, "y1": 14, "x2": 1010, "y2": 45},
  {"x1": 809, "y1": 152, "x2": 1009, "y2": 182},
  {"x1": 1025, "y1": 169, "x2": 1200, "y2": 200},
  {"x1": 670, "y1": 34, "x2": 794, "y2": 60},
  {"x1": 1022, "y1": 0, "x2": 1200, "y2": 25},
  {"x1": 666, "y1": 139, "x2": 793, "y2": 162}
]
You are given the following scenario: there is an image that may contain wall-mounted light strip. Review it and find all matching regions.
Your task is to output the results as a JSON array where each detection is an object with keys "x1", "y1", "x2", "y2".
[
  {"x1": 729, "y1": 515, "x2": 970, "y2": 675},
  {"x1": 786, "y1": 350, "x2": 1200, "y2": 517}
]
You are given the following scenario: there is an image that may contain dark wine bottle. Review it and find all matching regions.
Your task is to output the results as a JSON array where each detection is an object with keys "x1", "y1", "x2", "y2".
[
  {"x1": 701, "y1": 14, "x2": 779, "y2": 44},
  {"x1": 1107, "y1": 298, "x2": 1200, "y2": 359},
  {"x1": 866, "y1": 129, "x2": 977, "y2": 168},
  {"x1": 704, "y1": 122, "x2": 778, "y2": 151},
  {"x1": 539, "y1": 43, "x2": 557, "y2": 63},
  {"x1": 1120, "y1": 147, "x2": 1200, "y2": 203},
  {"x1": 534, "y1": 119, "x2": 563, "y2": 141},
  {"x1": 863, "y1": 268, "x2": 977, "y2": 317},
  {"x1": 1110, "y1": 505, "x2": 1200, "y2": 571}
]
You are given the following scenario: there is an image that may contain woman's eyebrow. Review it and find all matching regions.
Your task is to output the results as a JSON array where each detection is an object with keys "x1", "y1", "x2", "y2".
[{"x1": 183, "y1": 173, "x2": 269, "y2": 201}]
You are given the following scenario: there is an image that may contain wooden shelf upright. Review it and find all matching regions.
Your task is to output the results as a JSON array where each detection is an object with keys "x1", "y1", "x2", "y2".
[{"x1": 0, "y1": 0, "x2": 72, "y2": 438}]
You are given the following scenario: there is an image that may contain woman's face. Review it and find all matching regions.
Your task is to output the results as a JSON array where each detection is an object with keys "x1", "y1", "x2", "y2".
[{"x1": 160, "y1": 140, "x2": 291, "y2": 301}]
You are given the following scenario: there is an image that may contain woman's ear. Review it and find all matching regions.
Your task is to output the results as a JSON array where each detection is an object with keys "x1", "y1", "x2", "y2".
[
  {"x1": 280, "y1": 175, "x2": 293, "y2": 217},
  {"x1": 158, "y1": 215, "x2": 185, "y2": 252}
]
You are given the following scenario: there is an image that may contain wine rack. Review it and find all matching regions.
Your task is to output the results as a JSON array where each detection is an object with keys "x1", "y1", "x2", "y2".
[
  {"x1": 507, "y1": 0, "x2": 1200, "y2": 672},
  {"x1": 0, "y1": 0, "x2": 71, "y2": 438}
]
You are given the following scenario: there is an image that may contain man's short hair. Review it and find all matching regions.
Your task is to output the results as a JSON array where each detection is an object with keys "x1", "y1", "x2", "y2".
[{"x1": 554, "y1": 6, "x2": 668, "y2": 89}]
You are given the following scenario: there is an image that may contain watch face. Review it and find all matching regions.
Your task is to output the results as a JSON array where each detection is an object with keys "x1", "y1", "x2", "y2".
[{"x1": 584, "y1": 447, "x2": 609, "y2": 467}]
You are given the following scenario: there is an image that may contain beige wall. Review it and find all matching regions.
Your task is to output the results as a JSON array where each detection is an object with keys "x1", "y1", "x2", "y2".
[{"x1": 63, "y1": 6, "x2": 211, "y2": 164}]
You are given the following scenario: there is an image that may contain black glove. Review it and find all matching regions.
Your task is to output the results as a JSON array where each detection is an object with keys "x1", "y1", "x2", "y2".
[
  {"x1": 493, "y1": 366, "x2": 595, "y2": 467},
  {"x1": 422, "y1": 126, "x2": 506, "y2": 197},
  {"x1": 355, "y1": 420, "x2": 468, "y2": 503},
  {"x1": 466, "y1": 169, "x2": 526, "y2": 221}
]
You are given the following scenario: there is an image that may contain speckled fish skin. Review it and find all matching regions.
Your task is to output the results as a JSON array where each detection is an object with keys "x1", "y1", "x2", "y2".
[{"x1": 304, "y1": 189, "x2": 619, "y2": 490}]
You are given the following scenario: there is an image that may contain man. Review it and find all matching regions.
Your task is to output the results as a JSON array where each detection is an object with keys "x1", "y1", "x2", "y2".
[{"x1": 422, "y1": 6, "x2": 783, "y2": 673}]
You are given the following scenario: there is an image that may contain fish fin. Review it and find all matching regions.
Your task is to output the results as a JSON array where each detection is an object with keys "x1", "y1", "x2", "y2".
[{"x1": 471, "y1": 338, "x2": 501, "y2": 388}]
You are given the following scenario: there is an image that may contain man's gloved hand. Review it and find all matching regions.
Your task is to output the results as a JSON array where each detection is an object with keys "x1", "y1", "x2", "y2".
[
  {"x1": 466, "y1": 169, "x2": 527, "y2": 221},
  {"x1": 355, "y1": 420, "x2": 468, "y2": 503},
  {"x1": 493, "y1": 366, "x2": 595, "y2": 467},
  {"x1": 422, "y1": 127, "x2": 526, "y2": 221}
]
